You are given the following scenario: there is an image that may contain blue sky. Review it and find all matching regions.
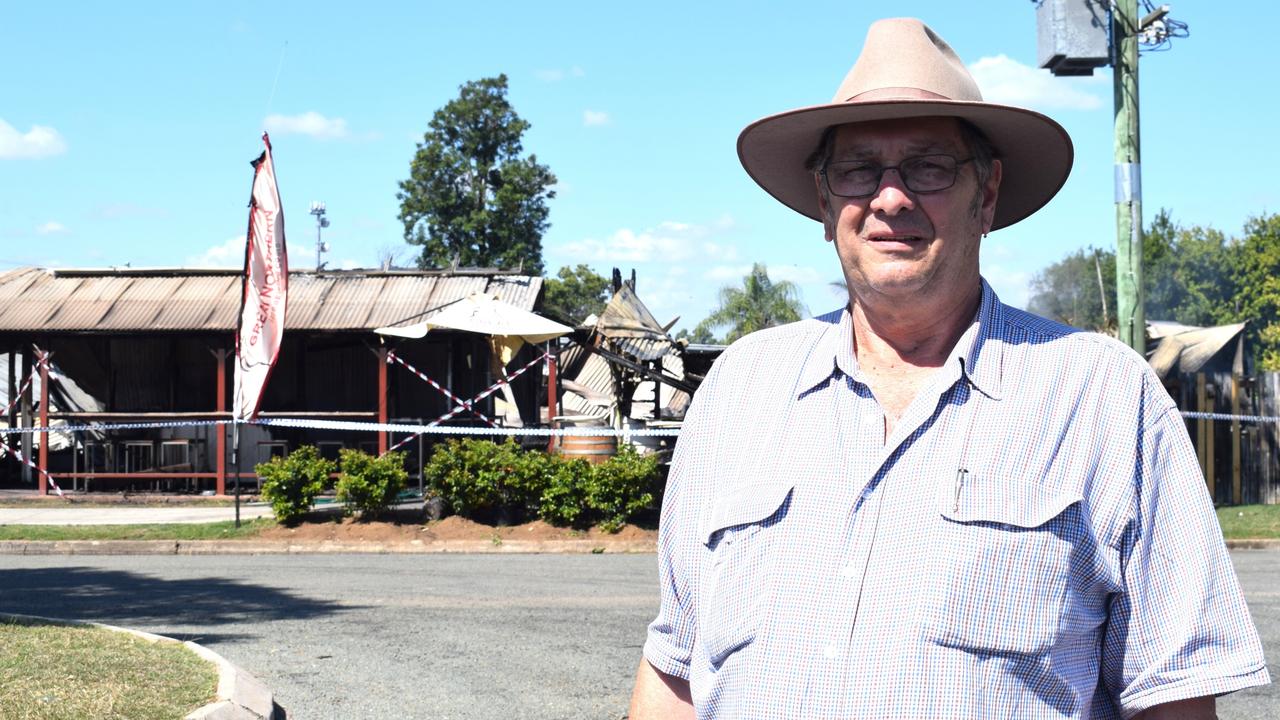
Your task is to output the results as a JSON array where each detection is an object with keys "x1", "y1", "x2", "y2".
[{"x1": 3, "y1": 2, "x2": 1276, "y2": 332}]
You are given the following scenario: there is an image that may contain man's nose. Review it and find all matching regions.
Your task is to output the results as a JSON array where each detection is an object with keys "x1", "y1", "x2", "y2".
[{"x1": 869, "y1": 168, "x2": 915, "y2": 215}]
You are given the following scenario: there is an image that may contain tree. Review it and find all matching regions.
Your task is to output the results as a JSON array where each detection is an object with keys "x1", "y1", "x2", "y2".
[
  {"x1": 542, "y1": 264, "x2": 610, "y2": 325},
  {"x1": 1026, "y1": 246, "x2": 1116, "y2": 331},
  {"x1": 397, "y1": 75, "x2": 556, "y2": 274},
  {"x1": 675, "y1": 325, "x2": 720, "y2": 345},
  {"x1": 1234, "y1": 213, "x2": 1280, "y2": 370},
  {"x1": 697, "y1": 263, "x2": 805, "y2": 343},
  {"x1": 1026, "y1": 209, "x2": 1280, "y2": 370}
]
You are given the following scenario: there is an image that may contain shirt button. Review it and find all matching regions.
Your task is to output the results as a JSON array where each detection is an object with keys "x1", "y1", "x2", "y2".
[
  {"x1": 824, "y1": 644, "x2": 839, "y2": 659},
  {"x1": 841, "y1": 564, "x2": 858, "y2": 578}
]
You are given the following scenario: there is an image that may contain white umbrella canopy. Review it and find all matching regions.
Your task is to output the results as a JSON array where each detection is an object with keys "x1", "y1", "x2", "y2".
[{"x1": 374, "y1": 292, "x2": 572, "y2": 344}]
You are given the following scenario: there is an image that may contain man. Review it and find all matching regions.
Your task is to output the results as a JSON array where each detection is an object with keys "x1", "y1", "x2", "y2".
[{"x1": 630, "y1": 17, "x2": 1269, "y2": 719}]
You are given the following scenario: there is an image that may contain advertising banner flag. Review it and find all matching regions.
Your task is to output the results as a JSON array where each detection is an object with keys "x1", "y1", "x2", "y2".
[{"x1": 233, "y1": 132, "x2": 288, "y2": 421}]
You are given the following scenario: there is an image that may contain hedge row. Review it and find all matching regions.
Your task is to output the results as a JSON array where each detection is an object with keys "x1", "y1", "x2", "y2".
[
  {"x1": 258, "y1": 438, "x2": 662, "y2": 533},
  {"x1": 257, "y1": 447, "x2": 407, "y2": 525},
  {"x1": 425, "y1": 438, "x2": 660, "y2": 532}
]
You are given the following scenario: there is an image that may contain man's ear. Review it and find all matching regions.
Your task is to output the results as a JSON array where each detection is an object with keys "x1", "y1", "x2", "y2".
[
  {"x1": 981, "y1": 159, "x2": 1003, "y2": 234},
  {"x1": 815, "y1": 175, "x2": 834, "y2": 242}
]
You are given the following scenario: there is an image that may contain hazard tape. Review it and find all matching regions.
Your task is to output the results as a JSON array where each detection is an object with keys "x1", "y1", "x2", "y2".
[
  {"x1": 383, "y1": 350, "x2": 554, "y2": 454},
  {"x1": 0, "y1": 441, "x2": 63, "y2": 497},
  {"x1": 386, "y1": 351, "x2": 497, "y2": 427},
  {"x1": 0, "y1": 418, "x2": 676, "y2": 437},
  {"x1": 1180, "y1": 411, "x2": 1280, "y2": 424},
  {"x1": 258, "y1": 417, "x2": 680, "y2": 437},
  {"x1": 0, "y1": 363, "x2": 42, "y2": 418},
  {"x1": 2, "y1": 409, "x2": 1279, "y2": 439},
  {"x1": 430, "y1": 351, "x2": 548, "y2": 425}
]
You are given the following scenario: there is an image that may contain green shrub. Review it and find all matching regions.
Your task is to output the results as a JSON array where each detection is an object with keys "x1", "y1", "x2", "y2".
[
  {"x1": 538, "y1": 457, "x2": 593, "y2": 528},
  {"x1": 256, "y1": 445, "x2": 335, "y2": 526},
  {"x1": 584, "y1": 445, "x2": 659, "y2": 532},
  {"x1": 425, "y1": 438, "x2": 549, "y2": 523},
  {"x1": 425, "y1": 437, "x2": 660, "y2": 531},
  {"x1": 336, "y1": 449, "x2": 408, "y2": 520}
]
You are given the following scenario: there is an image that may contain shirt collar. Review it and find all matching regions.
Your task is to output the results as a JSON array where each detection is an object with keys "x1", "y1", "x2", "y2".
[{"x1": 795, "y1": 278, "x2": 1006, "y2": 400}]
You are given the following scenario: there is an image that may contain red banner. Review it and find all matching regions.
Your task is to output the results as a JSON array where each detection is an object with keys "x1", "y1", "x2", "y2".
[{"x1": 233, "y1": 133, "x2": 288, "y2": 421}]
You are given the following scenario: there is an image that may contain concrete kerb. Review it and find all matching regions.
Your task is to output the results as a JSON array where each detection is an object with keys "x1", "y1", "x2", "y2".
[
  {"x1": 0, "y1": 538, "x2": 658, "y2": 555},
  {"x1": 1, "y1": 612, "x2": 276, "y2": 720}
]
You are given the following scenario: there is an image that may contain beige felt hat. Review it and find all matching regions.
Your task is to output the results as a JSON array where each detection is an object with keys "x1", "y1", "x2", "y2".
[{"x1": 737, "y1": 17, "x2": 1073, "y2": 231}]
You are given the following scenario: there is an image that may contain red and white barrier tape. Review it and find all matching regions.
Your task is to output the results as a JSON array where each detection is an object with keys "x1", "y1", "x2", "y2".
[
  {"x1": 382, "y1": 350, "x2": 551, "y2": 454},
  {"x1": 0, "y1": 441, "x2": 64, "y2": 497},
  {"x1": 386, "y1": 351, "x2": 497, "y2": 427},
  {"x1": 428, "y1": 351, "x2": 548, "y2": 426},
  {"x1": 0, "y1": 362, "x2": 44, "y2": 418}
]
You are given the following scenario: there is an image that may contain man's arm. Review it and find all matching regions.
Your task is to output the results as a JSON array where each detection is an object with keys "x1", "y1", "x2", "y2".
[
  {"x1": 1134, "y1": 697, "x2": 1215, "y2": 719},
  {"x1": 628, "y1": 658, "x2": 693, "y2": 720}
]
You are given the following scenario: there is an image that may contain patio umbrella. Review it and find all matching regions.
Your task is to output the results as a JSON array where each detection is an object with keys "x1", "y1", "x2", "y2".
[
  {"x1": 375, "y1": 292, "x2": 572, "y2": 428},
  {"x1": 374, "y1": 292, "x2": 571, "y2": 344}
]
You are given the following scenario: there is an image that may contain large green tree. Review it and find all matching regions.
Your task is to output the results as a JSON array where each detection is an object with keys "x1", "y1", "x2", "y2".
[
  {"x1": 397, "y1": 75, "x2": 556, "y2": 274},
  {"x1": 1234, "y1": 213, "x2": 1280, "y2": 369},
  {"x1": 696, "y1": 263, "x2": 805, "y2": 343},
  {"x1": 542, "y1": 264, "x2": 610, "y2": 325},
  {"x1": 1027, "y1": 209, "x2": 1280, "y2": 370}
]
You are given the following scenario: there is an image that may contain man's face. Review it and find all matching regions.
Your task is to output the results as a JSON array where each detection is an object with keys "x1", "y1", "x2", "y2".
[{"x1": 815, "y1": 116, "x2": 1001, "y2": 308}]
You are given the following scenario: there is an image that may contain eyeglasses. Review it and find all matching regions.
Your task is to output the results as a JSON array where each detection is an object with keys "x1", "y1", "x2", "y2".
[{"x1": 820, "y1": 154, "x2": 974, "y2": 198}]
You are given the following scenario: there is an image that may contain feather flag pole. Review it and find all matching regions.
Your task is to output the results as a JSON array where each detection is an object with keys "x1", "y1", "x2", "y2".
[{"x1": 231, "y1": 132, "x2": 288, "y2": 525}]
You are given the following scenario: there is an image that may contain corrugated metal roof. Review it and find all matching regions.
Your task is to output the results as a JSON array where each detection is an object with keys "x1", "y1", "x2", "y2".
[
  {"x1": 1148, "y1": 323, "x2": 1246, "y2": 381},
  {"x1": 0, "y1": 267, "x2": 542, "y2": 332}
]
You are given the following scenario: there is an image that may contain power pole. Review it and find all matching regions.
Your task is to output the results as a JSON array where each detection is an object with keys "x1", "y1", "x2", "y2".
[
  {"x1": 1113, "y1": 0, "x2": 1144, "y2": 353},
  {"x1": 1038, "y1": 0, "x2": 1185, "y2": 353}
]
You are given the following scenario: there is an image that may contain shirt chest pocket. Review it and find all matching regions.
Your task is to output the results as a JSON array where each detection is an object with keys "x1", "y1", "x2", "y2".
[
  {"x1": 918, "y1": 474, "x2": 1082, "y2": 656},
  {"x1": 697, "y1": 481, "x2": 794, "y2": 668}
]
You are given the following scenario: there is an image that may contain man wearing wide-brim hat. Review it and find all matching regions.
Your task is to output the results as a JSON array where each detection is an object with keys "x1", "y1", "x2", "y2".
[{"x1": 630, "y1": 17, "x2": 1268, "y2": 719}]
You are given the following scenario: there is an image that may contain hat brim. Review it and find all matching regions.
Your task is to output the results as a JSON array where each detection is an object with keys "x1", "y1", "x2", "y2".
[{"x1": 737, "y1": 99, "x2": 1074, "y2": 231}]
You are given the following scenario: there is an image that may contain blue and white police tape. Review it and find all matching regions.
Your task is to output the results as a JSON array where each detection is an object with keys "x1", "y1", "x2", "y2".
[
  {"x1": 0, "y1": 417, "x2": 680, "y2": 437},
  {"x1": 1, "y1": 410, "x2": 1277, "y2": 438}
]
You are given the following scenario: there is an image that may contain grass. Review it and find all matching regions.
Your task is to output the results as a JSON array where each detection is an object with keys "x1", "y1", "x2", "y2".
[
  {"x1": 0, "y1": 619, "x2": 218, "y2": 720},
  {"x1": 0, "y1": 517, "x2": 275, "y2": 542},
  {"x1": 1217, "y1": 504, "x2": 1280, "y2": 539}
]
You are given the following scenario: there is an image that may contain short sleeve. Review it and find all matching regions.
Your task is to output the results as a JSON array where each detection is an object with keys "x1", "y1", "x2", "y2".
[{"x1": 1101, "y1": 398, "x2": 1270, "y2": 717}]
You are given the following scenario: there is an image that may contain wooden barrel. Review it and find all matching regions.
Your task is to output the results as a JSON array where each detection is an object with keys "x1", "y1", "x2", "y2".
[{"x1": 558, "y1": 434, "x2": 617, "y2": 465}]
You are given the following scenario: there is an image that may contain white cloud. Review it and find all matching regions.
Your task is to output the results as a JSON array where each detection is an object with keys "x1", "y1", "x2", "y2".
[
  {"x1": 36, "y1": 221, "x2": 67, "y2": 235},
  {"x1": 560, "y1": 218, "x2": 740, "y2": 264},
  {"x1": 768, "y1": 264, "x2": 825, "y2": 285},
  {"x1": 583, "y1": 110, "x2": 610, "y2": 127},
  {"x1": 705, "y1": 262, "x2": 820, "y2": 284},
  {"x1": 187, "y1": 236, "x2": 246, "y2": 268},
  {"x1": 706, "y1": 264, "x2": 752, "y2": 281},
  {"x1": 188, "y1": 235, "x2": 313, "y2": 269},
  {"x1": 0, "y1": 119, "x2": 68, "y2": 159},
  {"x1": 535, "y1": 66, "x2": 585, "y2": 82},
  {"x1": 263, "y1": 111, "x2": 350, "y2": 139},
  {"x1": 969, "y1": 54, "x2": 1104, "y2": 111}
]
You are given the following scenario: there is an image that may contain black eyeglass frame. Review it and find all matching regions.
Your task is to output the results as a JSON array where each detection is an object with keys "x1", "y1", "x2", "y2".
[{"x1": 819, "y1": 154, "x2": 976, "y2": 199}]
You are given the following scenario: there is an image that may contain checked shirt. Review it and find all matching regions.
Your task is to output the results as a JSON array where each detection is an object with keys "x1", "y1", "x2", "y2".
[{"x1": 644, "y1": 280, "x2": 1269, "y2": 719}]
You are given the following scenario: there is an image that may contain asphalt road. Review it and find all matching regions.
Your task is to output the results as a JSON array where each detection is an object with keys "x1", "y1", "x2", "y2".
[{"x1": 0, "y1": 551, "x2": 1275, "y2": 719}]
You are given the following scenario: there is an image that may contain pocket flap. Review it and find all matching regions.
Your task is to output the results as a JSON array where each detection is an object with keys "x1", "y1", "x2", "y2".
[
  {"x1": 700, "y1": 482, "x2": 794, "y2": 545},
  {"x1": 942, "y1": 474, "x2": 1080, "y2": 528}
]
